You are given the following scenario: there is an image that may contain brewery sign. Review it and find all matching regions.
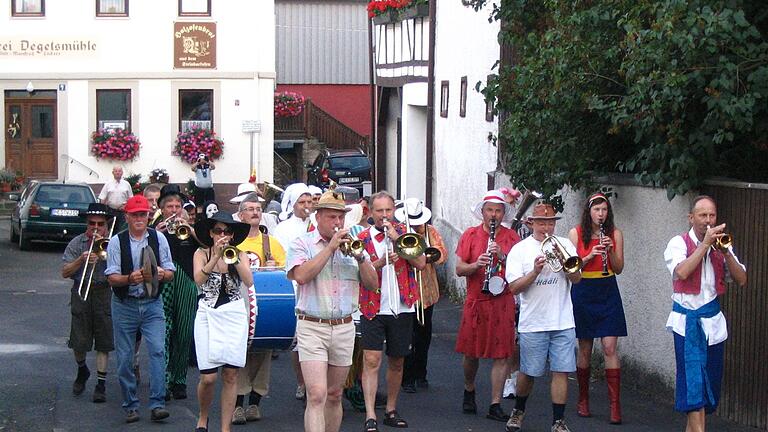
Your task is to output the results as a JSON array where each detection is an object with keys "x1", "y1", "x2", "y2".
[{"x1": 174, "y1": 22, "x2": 216, "y2": 69}]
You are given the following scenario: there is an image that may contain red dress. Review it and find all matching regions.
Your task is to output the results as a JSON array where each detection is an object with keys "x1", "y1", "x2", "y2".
[{"x1": 455, "y1": 224, "x2": 520, "y2": 359}]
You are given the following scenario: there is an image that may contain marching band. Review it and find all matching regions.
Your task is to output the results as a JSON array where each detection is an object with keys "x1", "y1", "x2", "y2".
[{"x1": 58, "y1": 179, "x2": 747, "y2": 432}]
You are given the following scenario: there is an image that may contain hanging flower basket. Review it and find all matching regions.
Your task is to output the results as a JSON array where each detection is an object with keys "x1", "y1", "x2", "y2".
[
  {"x1": 90, "y1": 128, "x2": 141, "y2": 161},
  {"x1": 274, "y1": 91, "x2": 306, "y2": 118},
  {"x1": 174, "y1": 126, "x2": 224, "y2": 164}
]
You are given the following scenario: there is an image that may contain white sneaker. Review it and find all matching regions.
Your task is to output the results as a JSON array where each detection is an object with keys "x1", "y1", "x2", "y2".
[
  {"x1": 295, "y1": 384, "x2": 306, "y2": 400},
  {"x1": 505, "y1": 409, "x2": 525, "y2": 432},
  {"x1": 551, "y1": 419, "x2": 572, "y2": 432}
]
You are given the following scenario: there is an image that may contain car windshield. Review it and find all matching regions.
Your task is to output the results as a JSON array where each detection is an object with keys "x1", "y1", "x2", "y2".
[
  {"x1": 329, "y1": 156, "x2": 370, "y2": 171},
  {"x1": 35, "y1": 185, "x2": 94, "y2": 204}
]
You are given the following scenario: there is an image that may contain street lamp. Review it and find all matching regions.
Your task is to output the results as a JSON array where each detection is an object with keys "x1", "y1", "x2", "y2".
[{"x1": 26, "y1": 81, "x2": 34, "y2": 94}]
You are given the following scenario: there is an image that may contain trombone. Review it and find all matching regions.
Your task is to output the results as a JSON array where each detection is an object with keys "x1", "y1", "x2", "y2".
[
  {"x1": 417, "y1": 224, "x2": 441, "y2": 326},
  {"x1": 398, "y1": 210, "x2": 428, "y2": 325},
  {"x1": 77, "y1": 217, "x2": 117, "y2": 302},
  {"x1": 541, "y1": 233, "x2": 582, "y2": 274},
  {"x1": 382, "y1": 218, "x2": 400, "y2": 317}
]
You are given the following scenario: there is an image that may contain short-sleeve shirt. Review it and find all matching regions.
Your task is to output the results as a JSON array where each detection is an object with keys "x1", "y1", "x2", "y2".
[
  {"x1": 285, "y1": 230, "x2": 366, "y2": 319},
  {"x1": 194, "y1": 165, "x2": 213, "y2": 188},
  {"x1": 237, "y1": 234, "x2": 286, "y2": 270},
  {"x1": 62, "y1": 233, "x2": 108, "y2": 285},
  {"x1": 98, "y1": 179, "x2": 133, "y2": 210},
  {"x1": 505, "y1": 235, "x2": 577, "y2": 333},
  {"x1": 104, "y1": 230, "x2": 176, "y2": 297}
]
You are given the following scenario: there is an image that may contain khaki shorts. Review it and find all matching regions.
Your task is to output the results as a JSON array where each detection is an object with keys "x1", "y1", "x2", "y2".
[{"x1": 296, "y1": 319, "x2": 355, "y2": 367}]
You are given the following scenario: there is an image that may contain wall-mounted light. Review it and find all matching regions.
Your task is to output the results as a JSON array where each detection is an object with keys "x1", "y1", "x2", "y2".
[{"x1": 26, "y1": 81, "x2": 34, "y2": 94}]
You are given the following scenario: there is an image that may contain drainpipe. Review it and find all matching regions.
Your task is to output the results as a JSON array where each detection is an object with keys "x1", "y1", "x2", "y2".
[
  {"x1": 367, "y1": 15, "x2": 378, "y2": 191},
  {"x1": 425, "y1": 0, "x2": 436, "y2": 208}
]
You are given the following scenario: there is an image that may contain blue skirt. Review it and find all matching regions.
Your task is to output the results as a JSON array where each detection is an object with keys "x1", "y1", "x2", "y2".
[
  {"x1": 674, "y1": 333, "x2": 724, "y2": 413},
  {"x1": 571, "y1": 275, "x2": 627, "y2": 339}
]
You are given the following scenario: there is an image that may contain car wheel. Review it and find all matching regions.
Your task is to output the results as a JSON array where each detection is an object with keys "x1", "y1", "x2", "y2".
[
  {"x1": 18, "y1": 225, "x2": 31, "y2": 250},
  {"x1": 9, "y1": 221, "x2": 19, "y2": 243}
]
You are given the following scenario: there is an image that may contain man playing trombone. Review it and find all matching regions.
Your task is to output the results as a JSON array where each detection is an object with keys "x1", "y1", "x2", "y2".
[
  {"x1": 357, "y1": 191, "x2": 426, "y2": 431},
  {"x1": 455, "y1": 190, "x2": 521, "y2": 422},
  {"x1": 504, "y1": 203, "x2": 581, "y2": 432},
  {"x1": 61, "y1": 203, "x2": 116, "y2": 403}
]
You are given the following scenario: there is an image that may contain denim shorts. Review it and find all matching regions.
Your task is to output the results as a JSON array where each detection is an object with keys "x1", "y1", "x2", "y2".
[{"x1": 519, "y1": 328, "x2": 576, "y2": 377}]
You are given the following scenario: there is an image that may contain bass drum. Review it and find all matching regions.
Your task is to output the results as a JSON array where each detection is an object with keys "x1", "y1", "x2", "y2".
[{"x1": 248, "y1": 270, "x2": 297, "y2": 351}]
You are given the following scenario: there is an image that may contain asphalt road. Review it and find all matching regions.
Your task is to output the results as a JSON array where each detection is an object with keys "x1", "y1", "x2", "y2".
[{"x1": 0, "y1": 220, "x2": 760, "y2": 432}]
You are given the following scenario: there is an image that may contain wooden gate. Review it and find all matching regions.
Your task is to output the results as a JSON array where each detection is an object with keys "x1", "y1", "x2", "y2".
[{"x1": 702, "y1": 181, "x2": 768, "y2": 429}]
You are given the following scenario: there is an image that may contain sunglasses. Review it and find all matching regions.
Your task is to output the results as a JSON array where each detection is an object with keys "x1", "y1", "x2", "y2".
[
  {"x1": 87, "y1": 221, "x2": 106, "y2": 227},
  {"x1": 211, "y1": 227, "x2": 234, "y2": 236}
]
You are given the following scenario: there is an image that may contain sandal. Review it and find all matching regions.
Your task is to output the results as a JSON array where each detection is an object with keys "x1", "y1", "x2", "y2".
[
  {"x1": 383, "y1": 410, "x2": 408, "y2": 428},
  {"x1": 364, "y1": 418, "x2": 379, "y2": 432}
]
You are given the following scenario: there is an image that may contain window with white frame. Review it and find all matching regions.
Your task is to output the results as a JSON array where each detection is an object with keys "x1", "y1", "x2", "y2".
[
  {"x1": 179, "y1": 0, "x2": 211, "y2": 16},
  {"x1": 12, "y1": 0, "x2": 44, "y2": 16},
  {"x1": 97, "y1": 89, "x2": 131, "y2": 131},
  {"x1": 97, "y1": 0, "x2": 128, "y2": 17},
  {"x1": 180, "y1": 90, "x2": 213, "y2": 131}
]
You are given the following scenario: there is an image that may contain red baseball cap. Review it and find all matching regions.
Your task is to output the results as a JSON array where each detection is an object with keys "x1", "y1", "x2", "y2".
[{"x1": 124, "y1": 195, "x2": 151, "y2": 213}]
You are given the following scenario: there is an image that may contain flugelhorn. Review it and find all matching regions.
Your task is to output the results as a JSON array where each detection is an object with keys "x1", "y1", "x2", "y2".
[
  {"x1": 541, "y1": 233, "x2": 582, "y2": 274},
  {"x1": 707, "y1": 225, "x2": 733, "y2": 252},
  {"x1": 222, "y1": 245, "x2": 241, "y2": 264},
  {"x1": 335, "y1": 227, "x2": 364, "y2": 258}
]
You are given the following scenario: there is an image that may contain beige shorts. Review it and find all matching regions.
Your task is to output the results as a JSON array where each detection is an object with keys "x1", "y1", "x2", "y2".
[{"x1": 296, "y1": 319, "x2": 355, "y2": 366}]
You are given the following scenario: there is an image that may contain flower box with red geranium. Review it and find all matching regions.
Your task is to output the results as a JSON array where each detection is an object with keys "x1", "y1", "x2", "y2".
[
  {"x1": 91, "y1": 128, "x2": 141, "y2": 161},
  {"x1": 368, "y1": 0, "x2": 428, "y2": 24},
  {"x1": 174, "y1": 126, "x2": 224, "y2": 164},
  {"x1": 274, "y1": 91, "x2": 306, "y2": 118}
]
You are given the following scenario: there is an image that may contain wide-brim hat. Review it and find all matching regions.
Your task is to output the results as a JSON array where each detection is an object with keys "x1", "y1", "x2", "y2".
[
  {"x1": 159, "y1": 184, "x2": 189, "y2": 204},
  {"x1": 527, "y1": 203, "x2": 561, "y2": 221},
  {"x1": 471, "y1": 190, "x2": 514, "y2": 223},
  {"x1": 394, "y1": 197, "x2": 432, "y2": 226},
  {"x1": 314, "y1": 189, "x2": 351, "y2": 213},
  {"x1": 194, "y1": 211, "x2": 251, "y2": 247},
  {"x1": 230, "y1": 183, "x2": 265, "y2": 204},
  {"x1": 80, "y1": 203, "x2": 114, "y2": 219}
]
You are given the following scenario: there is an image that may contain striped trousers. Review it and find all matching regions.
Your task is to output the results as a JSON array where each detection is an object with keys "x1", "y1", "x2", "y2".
[{"x1": 162, "y1": 266, "x2": 198, "y2": 388}]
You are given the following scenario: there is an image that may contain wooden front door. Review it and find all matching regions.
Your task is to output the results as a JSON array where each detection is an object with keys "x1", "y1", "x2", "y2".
[{"x1": 5, "y1": 95, "x2": 58, "y2": 179}]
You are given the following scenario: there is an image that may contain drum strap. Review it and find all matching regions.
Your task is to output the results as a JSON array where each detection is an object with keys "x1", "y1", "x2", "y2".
[{"x1": 262, "y1": 233, "x2": 273, "y2": 262}]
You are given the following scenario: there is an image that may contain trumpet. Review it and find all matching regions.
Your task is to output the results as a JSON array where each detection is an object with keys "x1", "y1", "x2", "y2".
[
  {"x1": 335, "y1": 227, "x2": 365, "y2": 258},
  {"x1": 162, "y1": 214, "x2": 193, "y2": 240},
  {"x1": 222, "y1": 245, "x2": 241, "y2": 265},
  {"x1": 541, "y1": 233, "x2": 582, "y2": 274},
  {"x1": 707, "y1": 225, "x2": 733, "y2": 252}
]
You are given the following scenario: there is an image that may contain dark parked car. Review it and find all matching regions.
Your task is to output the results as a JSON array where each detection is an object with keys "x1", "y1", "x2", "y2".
[
  {"x1": 305, "y1": 149, "x2": 372, "y2": 194},
  {"x1": 9, "y1": 181, "x2": 97, "y2": 250}
]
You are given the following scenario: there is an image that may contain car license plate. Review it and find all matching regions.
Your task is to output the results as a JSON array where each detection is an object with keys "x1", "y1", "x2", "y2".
[
  {"x1": 339, "y1": 177, "x2": 360, "y2": 184},
  {"x1": 51, "y1": 208, "x2": 79, "y2": 217}
]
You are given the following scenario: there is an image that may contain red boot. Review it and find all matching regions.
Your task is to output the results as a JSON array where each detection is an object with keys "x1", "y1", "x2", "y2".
[
  {"x1": 576, "y1": 367, "x2": 591, "y2": 417},
  {"x1": 606, "y1": 368, "x2": 622, "y2": 424}
]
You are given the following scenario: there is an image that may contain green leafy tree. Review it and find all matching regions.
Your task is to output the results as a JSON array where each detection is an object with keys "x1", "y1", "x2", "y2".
[{"x1": 470, "y1": 0, "x2": 768, "y2": 201}]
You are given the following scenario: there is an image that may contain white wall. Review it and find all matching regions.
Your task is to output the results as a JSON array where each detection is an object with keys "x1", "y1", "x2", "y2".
[
  {"x1": 401, "y1": 82, "x2": 427, "y2": 201},
  {"x1": 432, "y1": 0, "x2": 500, "y2": 236},
  {"x1": 0, "y1": 0, "x2": 275, "y2": 185}
]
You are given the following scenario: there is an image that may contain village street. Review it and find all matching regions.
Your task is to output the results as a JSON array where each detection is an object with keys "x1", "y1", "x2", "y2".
[{"x1": 0, "y1": 221, "x2": 759, "y2": 432}]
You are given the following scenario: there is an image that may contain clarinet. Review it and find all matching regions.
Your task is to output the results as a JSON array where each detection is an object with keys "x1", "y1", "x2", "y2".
[
  {"x1": 481, "y1": 218, "x2": 497, "y2": 294},
  {"x1": 599, "y1": 222, "x2": 609, "y2": 276}
]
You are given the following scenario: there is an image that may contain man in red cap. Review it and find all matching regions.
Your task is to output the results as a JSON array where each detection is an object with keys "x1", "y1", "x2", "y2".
[
  {"x1": 105, "y1": 195, "x2": 176, "y2": 424},
  {"x1": 504, "y1": 203, "x2": 582, "y2": 432}
]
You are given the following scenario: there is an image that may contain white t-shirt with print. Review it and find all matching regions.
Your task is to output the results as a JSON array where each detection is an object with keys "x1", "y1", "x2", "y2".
[{"x1": 505, "y1": 235, "x2": 576, "y2": 333}]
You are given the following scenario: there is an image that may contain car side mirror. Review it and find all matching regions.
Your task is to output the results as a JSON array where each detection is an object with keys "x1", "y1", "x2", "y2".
[{"x1": 8, "y1": 193, "x2": 19, "y2": 201}]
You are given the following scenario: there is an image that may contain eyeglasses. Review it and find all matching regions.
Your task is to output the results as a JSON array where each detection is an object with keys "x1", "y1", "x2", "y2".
[
  {"x1": 241, "y1": 207, "x2": 262, "y2": 213},
  {"x1": 87, "y1": 221, "x2": 106, "y2": 227},
  {"x1": 211, "y1": 227, "x2": 234, "y2": 236}
]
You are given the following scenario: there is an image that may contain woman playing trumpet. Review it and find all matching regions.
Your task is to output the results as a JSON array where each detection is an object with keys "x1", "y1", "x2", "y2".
[
  {"x1": 567, "y1": 192, "x2": 626, "y2": 424},
  {"x1": 192, "y1": 211, "x2": 252, "y2": 432}
]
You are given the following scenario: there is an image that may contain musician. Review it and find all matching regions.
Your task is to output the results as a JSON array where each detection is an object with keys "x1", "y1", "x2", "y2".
[
  {"x1": 272, "y1": 182, "x2": 314, "y2": 400},
  {"x1": 286, "y1": 188, "x2": 378, "y2": 432},
  {"x1": 357, "y1": 191, "x2": 426, "y2": 431},
  {"x1": 663, "y1": 195, "x2": 746, "y2": 432},
  {"x1": 455, "y1": 190, "x2": 520, "y2": 422},
  {"x1": 230, "y1": 184, "x2": 278, "y2": 233},
  {"x1": 308, "y1": 185, "x2": 323, "y2": 206},
  {"x1": 105, "y1": 195, "x2": 175, "y2": 423},
  {"x1": 396, "y1": 198, "x2": 447, "y2": 393},
  {"x1": 504, "y1": 203, "x2": 581, "y2": 432},
  {"x1": 143, "y1": 184, "x2": 162, "y2": 217},
  {"x1": 231, "y1": 194, "x2": 287, "y2": 424},
  {"x1": 192, "y1": 211, "x2": 252, "y2": 432},
  {"x1": 568, "y1": 192, "x2": 627, "y2": 424},
  {"x1": 153, "y1": 185, "x2": 199, "y2": 400},
  {"x1": 61, "y1": 203, "x2": 115, "y2": 403}
]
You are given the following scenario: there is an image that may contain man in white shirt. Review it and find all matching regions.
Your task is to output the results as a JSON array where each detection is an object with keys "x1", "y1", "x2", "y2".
[
  {"x1": 505, "y1": 203, "x2": 582, "y2": 432},
  {"x1": 99, "y1": 166, "x2": 133, "y2": 229},
  {"x1": 274, "y1": 183, "x2": 314, "y2": 250},
  {"x1": 663, "y1": 195, "x2": 746, "y2": 432}
]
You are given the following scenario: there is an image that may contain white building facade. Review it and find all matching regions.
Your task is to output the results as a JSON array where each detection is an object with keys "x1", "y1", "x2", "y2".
[{"x1": 0, "y1": 0, "x2": 276, "y2": 187}]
